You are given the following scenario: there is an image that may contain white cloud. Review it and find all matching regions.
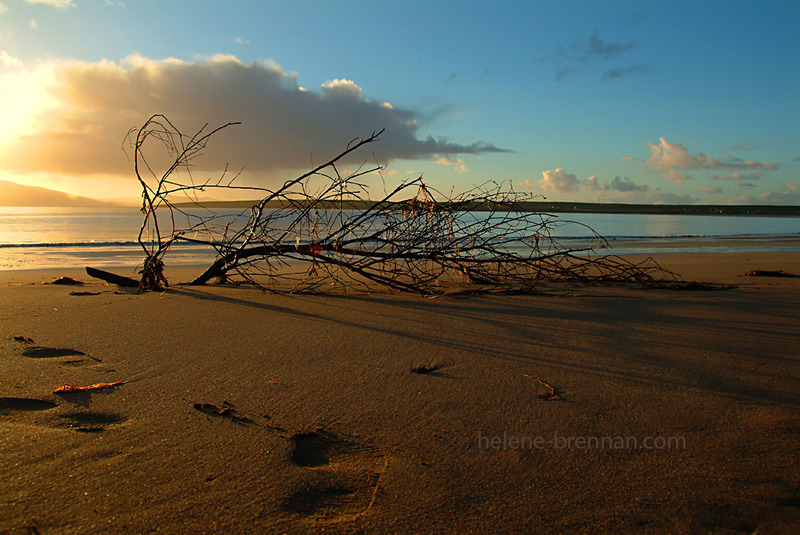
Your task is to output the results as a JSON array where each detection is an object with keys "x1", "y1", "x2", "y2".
[
  {"x1": 0, "y1": 54, "x2": 507, "y2": 178},
  {"x1": 619, "y1": 156, "x2": 636, "y2": 162},
  {"x1": 25, "y1": 0, "x2": 75, "y2": 9},
  {"x1": 731, "y1": 182, "x2": 800, "y2": 204},
  {"x1": 584, "y1": 175, "x2": 608, "y2": 191},
  {"x1": 0, "y1": 50, "x2": 21, "y2": 68},
  {"x1": 643, "y1": 138, "x2": 715, "y2": 174},
  {"x1": 321, "y1": 78, "x2": 362, "y2": 99},
  {"x1": 642, "y1": 137, "x2": 780, "y2": 184},
  {"x1": 539, "y1": 168, "x2": 579, "y2": 193},
  {"x1": 518, "y1": 179, "x2": 533, "y2": 190},
  {"x1": 712, "y1": 171, "x2": 763, "y2": 181},
  {"x1": 0, "y1": 4, "x2": 8, "y2": 14},
  {"x1": 431, "y1": 156, "x2": 467, "y2": 173},
  {"x1": 29, "y1": 18, "x2": 36, "y2": 28}
]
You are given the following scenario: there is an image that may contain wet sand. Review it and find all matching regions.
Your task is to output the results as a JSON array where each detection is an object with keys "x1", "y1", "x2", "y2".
[{"x1": 1, "y1": 251, "x2": 799, "y2": 533}]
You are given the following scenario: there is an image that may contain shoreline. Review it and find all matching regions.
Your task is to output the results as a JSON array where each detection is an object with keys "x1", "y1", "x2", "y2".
[
  {"x1": 2, "y1": 250, "x2": 799, "y2": 532},
  {"x1": 2, "y1": 236, "x2": 799, "y2": 275},
  {"x1": 2, "y1": 247, "x2": 798, "y2": 287}
]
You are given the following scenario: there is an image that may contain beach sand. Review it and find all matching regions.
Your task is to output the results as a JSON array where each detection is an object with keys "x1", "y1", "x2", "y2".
[{"x1": 1, "y1": 251, "x2": 799, "y2": 533}]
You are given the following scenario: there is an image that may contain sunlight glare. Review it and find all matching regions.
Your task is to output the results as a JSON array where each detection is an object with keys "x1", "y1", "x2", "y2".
[{"x1": 0, "y1": 56, "x2": 58, "y2": 146}]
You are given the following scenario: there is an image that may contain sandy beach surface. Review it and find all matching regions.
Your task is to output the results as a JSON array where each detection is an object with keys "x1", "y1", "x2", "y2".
[{"x1": 2, "y1": 251, "x2": 799, "y2": 534}]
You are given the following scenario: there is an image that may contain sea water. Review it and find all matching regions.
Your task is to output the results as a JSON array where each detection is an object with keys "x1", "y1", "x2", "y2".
[{"x1": 0, "y1": 206, "x2": 797, "y2": 271}]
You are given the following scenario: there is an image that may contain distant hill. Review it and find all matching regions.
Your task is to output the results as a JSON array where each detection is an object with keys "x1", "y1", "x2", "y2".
[
  {"x1": 0, "y1": 180, "x2": 112, "y2": 207},
  {"x1": 173, "y1": 197, "x2": 800, "y2": 217}
]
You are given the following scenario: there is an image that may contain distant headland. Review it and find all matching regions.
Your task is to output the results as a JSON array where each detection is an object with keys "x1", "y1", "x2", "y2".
[{"x1": 173, "y1": 198, "x2": 800, "y2": 217}]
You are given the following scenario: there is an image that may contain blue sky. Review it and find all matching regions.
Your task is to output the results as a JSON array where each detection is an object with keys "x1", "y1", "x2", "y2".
[{"x1": 0, "y1": 0, "x2": 797, "y2": 204}]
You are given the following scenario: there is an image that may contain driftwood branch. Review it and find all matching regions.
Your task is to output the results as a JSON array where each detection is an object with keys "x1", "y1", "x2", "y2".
[
  {"x1": 86, "y1": 267, "x2": 139, "y2": 288},
  {"x1": 127, "y1": 116, "x2": 675, "y2": 294}
]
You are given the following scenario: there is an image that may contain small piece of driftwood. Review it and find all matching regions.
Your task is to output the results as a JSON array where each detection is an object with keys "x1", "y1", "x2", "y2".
[
  {"x1": 524, "y1": 374, "x2": 557, "y2": 400},
  {"x1": 745, "y1": 269, "x2": 799, "y2": 278},
  {"x1": 663, "y1": 281, "x2": 733, "y2": 291},
  {"x1": 53, "y1": 381, "x2": 124, "y2": 393},
  {"x1": 411, "y1": 364, "x2": 440, "y2": 374},
  {"x1": 86, "y1": 267, "x2": 139, "y2": 287},
  {"x1": 193, "y1": 401, "x2": 253, "y2": 424}
]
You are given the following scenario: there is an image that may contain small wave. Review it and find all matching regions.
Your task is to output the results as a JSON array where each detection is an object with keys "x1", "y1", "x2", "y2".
[
  {"x1": 557, "y1": 232, "x2": 798, "y2": 241},
  {"x1": 0, "y1": 240, "x2": 215, "y2": 249},
  {"x1": 0, "y1": 241, "x2": 139, "y2": 249},
  {"x1": 2, "y1": 231, "x2": 796, "y2": 249}
]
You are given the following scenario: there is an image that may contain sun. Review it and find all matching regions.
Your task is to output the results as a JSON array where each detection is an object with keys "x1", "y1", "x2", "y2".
[{"x1": 0, "y1": 56, "x2": 59, "y2": 147}]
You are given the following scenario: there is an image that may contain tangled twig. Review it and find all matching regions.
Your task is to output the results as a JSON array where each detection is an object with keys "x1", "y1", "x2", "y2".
[{"x1": 128, "y1": 116, "x2": 675, "y2": 294}]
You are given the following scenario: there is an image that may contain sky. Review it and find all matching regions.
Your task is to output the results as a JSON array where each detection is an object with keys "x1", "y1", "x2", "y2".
[{"x1": 0, "y1": 0, "x2": 798, "y2": 205}]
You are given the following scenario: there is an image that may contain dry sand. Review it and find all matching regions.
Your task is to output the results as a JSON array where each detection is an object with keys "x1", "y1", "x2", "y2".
[{"x1": 1, "y1": 251, "x2": 799, "y2": 534}]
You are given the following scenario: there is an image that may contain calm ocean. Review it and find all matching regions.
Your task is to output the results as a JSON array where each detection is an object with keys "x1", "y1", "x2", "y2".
[{"x1": 0, "y1": 206, "x2": 797, "y2": 271}]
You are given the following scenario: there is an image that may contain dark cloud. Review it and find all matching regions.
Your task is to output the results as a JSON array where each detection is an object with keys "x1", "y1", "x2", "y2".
[
  {"x1": 587, "y1": 31, "x2": 634, "y2": 60},
  {"x1": 601, "y1": 62, "x2": 651, "y2": 81},
  {"x1": 445, "y1": 72, "x2": 459, "y2": 84},
  {"x1": 724, "y1": 142, "x2": 759, "y2": 150},
  {"x1": 610, "y1": 176, "x2": 648, "y2": 192},
  {"x1": 0, "y1": 55, "x2": 508, "y2": 178},
  {"x1": 551, "y1": 30, "x2": 648, "y2": 81},
  {"x1": 554, "y1": 65, "x2": 576, "y2": 81},
  {"x1": 713, "y1": 171, "x2": 764, "y2": 181}
]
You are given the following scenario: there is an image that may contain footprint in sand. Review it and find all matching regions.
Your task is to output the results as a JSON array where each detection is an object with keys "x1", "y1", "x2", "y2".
[
  {"x1": 58, "y1": 410, "x2": 127, "y2": 433},
  {"x1": 0, "y1": 396, "x2": 60, "y2": 431},
  {"x1": 193, "y1": 401, "x2": 254, "y2": 425},
  {"x1": 8, "y1": 337, "x2": 125, "y2": 430},
  {"x1": 282, "y1": 429, "x2": 388, "y2": 523},
  {"x1": 19, "y1": 342, "x2": 85, "y2": 359},
  {"x1": 21, "y1": 346, "x2": 101, "y2": 365},
  {"x1": 13, "y1": 337, "x2": 105, "y2": 368},
  {"x1": 14, "y1": 336, "x2": 81, "y2": 358},
  {"x1": 1, "y1": 398, "x2": 126, "y2": 433},
  {"x1": 0, "y1": 397, "x2": 58, "y2": 413},
  {"x1": 22, "y1": 347, "x2": 85, "y2": 359},
  {"x1": 290, "y1": 429, "x2": 347, "y2": 467}
]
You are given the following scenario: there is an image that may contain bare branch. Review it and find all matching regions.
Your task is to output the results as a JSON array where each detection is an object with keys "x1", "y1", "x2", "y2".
[{"x1": 127, "y1": 116, "x2": 675, "y2": 294}]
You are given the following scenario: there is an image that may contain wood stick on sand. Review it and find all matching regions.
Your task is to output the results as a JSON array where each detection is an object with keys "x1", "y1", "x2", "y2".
[{"x1": 524, "y1": 374, "x2": 557, "y2": 400}]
